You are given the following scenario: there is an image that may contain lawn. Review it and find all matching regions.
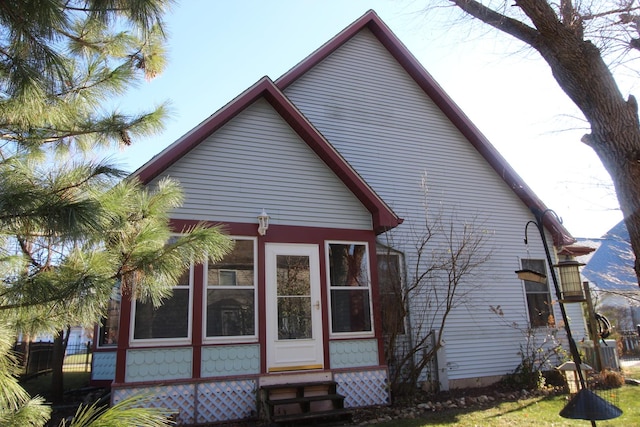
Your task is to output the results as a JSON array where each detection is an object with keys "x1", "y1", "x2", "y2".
[{"x1": 374, "y1": 365, "x2": 640, "y2": 427}]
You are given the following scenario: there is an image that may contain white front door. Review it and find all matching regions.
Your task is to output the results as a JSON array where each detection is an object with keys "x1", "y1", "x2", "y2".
[{"x1": 265, "y1": 243, "x2": 324, "y2": 372}]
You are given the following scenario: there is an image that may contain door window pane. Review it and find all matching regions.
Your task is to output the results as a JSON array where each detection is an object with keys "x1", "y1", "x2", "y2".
[{"x1": 276, "y1": 255, "x2": 312, "y2": 339}]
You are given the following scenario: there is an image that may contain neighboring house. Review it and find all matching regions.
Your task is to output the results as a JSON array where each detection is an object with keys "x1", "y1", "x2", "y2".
[
  {"x1": 578, "y1": 220, "x2": 640, "y2": 329},
  {"x1": 91, "y1": 11, "x2": 587, "y2": 424}
]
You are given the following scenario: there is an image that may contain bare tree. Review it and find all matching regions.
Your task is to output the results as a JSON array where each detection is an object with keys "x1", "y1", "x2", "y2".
[
  {"x1": 380, "y1": 209, "x2": 492, "y2": 394},
  {"x1": 490, "y1": 305, "x2": 567, "y2": 388},
  {"x1": 440, "y1": 0, "x2": 640, "y2": 286}
]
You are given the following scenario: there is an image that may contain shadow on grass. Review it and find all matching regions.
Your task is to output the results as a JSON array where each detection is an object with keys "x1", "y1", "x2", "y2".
[
  {"x1": 364, "y1": 392, "x2": 570, "y2": 427},
  {"x1": 20, "y1": 371, "x2": 91, "y2": 402}
]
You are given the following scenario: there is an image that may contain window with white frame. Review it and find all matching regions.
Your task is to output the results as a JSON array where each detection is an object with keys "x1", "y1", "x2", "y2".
[
  {"x1": 328, "y1": 242, "x2": 373, "y2": 334},
  {"x1": 521, "y1": 258, "x2": 555, "y2": 327},
  {"x1": 205, "y1": 238, "x2": 256, "y2": 339},
  {"x1": 132, "y1": 267, "x2": 192, "y2": 341}
]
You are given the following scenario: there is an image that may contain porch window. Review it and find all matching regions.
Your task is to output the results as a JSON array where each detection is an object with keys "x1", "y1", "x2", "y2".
[
  {"x1": 133, "y1": 268, "x2": 191, "y2": 341},
  {"x1": 377, "y1": 250, "x2": 405, "y2": 335},
  {"x1": 521, "y1": 259, "x2": 555, "y2": 327},
  {"x1": 327, "y1": 242, "x2": 373, "y2": 334},
  {"x1": 98, "y1": 282, "x2": 121, "y2": 347},
  {"x1": 205, "y1": 238, "x2": 256, "y2": 339}
]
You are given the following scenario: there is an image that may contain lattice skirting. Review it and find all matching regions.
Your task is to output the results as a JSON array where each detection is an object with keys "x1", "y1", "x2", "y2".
[
  {"x1": 335, "y1": 369, "x2": 390, "y2": 407},
  {"x1": 112, "y1": 379, "x2": 257, "y2": 425}
]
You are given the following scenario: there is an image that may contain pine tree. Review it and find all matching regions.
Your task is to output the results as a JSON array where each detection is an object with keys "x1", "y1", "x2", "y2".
[{"x1": 0, "y1": 1, "x2": 232, "y2": 424}]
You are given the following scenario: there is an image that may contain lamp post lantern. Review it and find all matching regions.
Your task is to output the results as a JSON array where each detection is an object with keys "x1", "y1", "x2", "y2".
[
  {"x1": 520, "y1": 208, "x2": 621, "y2": 425},
  {"x1": 555, "y1": 258, "x2": 586, "y2": 302}
]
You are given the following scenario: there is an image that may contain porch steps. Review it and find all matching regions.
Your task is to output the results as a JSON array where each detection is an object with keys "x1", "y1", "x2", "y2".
[{"x1": 260, "y1": 380, "x2": 351, "y2": 425}]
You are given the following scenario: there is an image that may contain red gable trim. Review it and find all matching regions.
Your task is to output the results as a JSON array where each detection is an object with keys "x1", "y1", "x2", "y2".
[
  {"x1": 276, "y1": 10, "x2": 574, "y2": 247},
  {"x1": 133, "y1": 77, "x2": 402, "y2": 234}
]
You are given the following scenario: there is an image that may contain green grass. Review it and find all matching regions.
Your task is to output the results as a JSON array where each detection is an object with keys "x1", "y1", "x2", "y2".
[
  {"x1": 374, "y1": 386, "x2": 640, "y2": 426},
  {"x1": 62, "y1": 353, "x2": 92, "y2": 372},
  {"x1": 374, "y1": 366, "x2": 640, "y2": 427}
]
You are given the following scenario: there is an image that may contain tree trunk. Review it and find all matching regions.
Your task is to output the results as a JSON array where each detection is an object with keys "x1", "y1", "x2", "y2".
[
  {"x1": 51, "y1": 329, "x2": 67, "y2": 404},
  {"x1": 450, "y1": 0, "x2": 640, "y2": 286},
  {"x1": 534, "y1": 32, "x2": 640, "y2": 286}
]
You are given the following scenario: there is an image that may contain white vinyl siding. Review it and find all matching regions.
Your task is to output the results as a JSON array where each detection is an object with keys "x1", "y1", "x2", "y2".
[
  {"x1": 149, "y1": 98, "x2": 372, "y2": 230},
  {"x1": 284, "y1": 29, "x2": 587, "y2": 381}
]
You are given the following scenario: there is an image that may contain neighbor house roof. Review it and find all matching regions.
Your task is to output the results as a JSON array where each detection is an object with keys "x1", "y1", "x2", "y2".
[
  {"x1": 276, "y1": 10, "x2": 574, "y2": 247},
  {"x1": 580, "y1": 220, "x2": 637, "y2": 291},
  {"x1": 133, "y1": 77, "x2": 403, "y2": 234}
]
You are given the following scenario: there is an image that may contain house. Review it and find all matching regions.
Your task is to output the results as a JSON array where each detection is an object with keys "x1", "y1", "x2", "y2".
[
  {"x1": 90, "y1": 10, "x2": 588, "y2": 424},
  {"x1": 578, "y1": 221, "x2": 640, "y2": 330}
]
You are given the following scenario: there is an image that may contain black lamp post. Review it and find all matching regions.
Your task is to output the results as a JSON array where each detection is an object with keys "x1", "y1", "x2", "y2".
[{"x1": 519, "y1": 208, "x2": 621, "y2": 425}]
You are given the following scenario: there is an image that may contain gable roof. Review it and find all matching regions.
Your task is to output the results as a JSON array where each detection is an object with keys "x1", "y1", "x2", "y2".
[
  {"x1": 276, "y1": 10, "x2": 574, "y2": 247},
  {"x1": 133, "y1": 76, "x2": 403, "y2": 234}
]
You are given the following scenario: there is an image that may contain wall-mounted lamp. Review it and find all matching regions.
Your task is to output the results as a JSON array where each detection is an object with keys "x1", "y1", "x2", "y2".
[{"x1": 257, "y1": 209, "x2": 270, "y2": 236}]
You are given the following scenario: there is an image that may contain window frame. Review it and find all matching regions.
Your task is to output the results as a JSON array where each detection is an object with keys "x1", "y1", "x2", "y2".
[
  {"x1": 202, "y1": 236, "x2": 258, "y2": 344},
  {"x1": 376, "y1": 246, "x2": 406, "y2": 336},
  {"x1": 325, "y1": 240, "x2": 375, "y2": 338},
  {"x1": 129, "y1": 263, "x2": 194, "y2": 347},
  {"x1": 520, "y1": 258, "x2": 556, "y2": 328},
  {"x1": 97, "y1": 282, "x2": 122, "y2": 348}
]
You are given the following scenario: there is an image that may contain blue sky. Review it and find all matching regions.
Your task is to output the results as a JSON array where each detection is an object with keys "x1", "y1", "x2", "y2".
[{"x1": 114, "y1": 0, "x2": 623, "y2": 238}]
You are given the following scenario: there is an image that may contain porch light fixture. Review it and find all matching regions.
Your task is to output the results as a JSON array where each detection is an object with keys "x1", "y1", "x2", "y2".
[
  {"x1": 519, "y1": 207, "x2": 622, "y2": 425},
  {"x1": 555, "y1": 258, "x2": 586, "y2": 302},
  {"x1": 257, "y1": 209, "x2": 270, "y2": 236}
]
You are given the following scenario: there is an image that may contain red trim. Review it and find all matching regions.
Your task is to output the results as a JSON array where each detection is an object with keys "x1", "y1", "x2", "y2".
[
  {"x1": 134, "y1": 78, "x2": 402, "y2": 235},
  {"x1": 319, "y1": 242, "x2": 330, "y2": 369},
  {"x1": 114, "y1": 220, "x2": 388, "y2": 383},
  {"x1": 276, "y1": 10, "x2": 573, "y2": 247},
  {"x1": 559, "y1": 245, "x2": 596, "y2": 256},
  {"x1": 366, "y1": 235, "x2": 386, "y2": 365},
  {"x1": 115, "y1": 291, "x2": 132, "y2": 383},
  {"x1": 170, "y1": 218, "x2": 379, "y2": 242},
  {"x1": 90, "y1": 379, "x2": 113, "y2": 388},
  {"x1": 192, "y1": 264, "x2": 204, "y2": 379},
  {"x1": 257, "y1": 235, "x2": 267, "y2": 374}
]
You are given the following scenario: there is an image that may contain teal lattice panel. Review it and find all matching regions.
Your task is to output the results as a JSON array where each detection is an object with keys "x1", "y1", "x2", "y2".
[
  {"x1": 196, "y1": 379, "x2": 257, "y2": 423},
  {"x1": 112, "y1": 383, "x2": 196, "y2": 425},
  {"x1": 335, "y1": 369, "x2": 389, "y2": 407}
]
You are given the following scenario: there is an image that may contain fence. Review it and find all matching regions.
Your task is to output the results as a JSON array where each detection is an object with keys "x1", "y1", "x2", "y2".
[
  {"x1": 14, "y1": 340, "x2": 93, "y2": 378},
  {"x1": 63, "y1": 341, "x2": 92, "y2": 372},
  {"x1": 620, "y1": 330, "x2": 640, "y2": 359},
  {"x1": 580, "y1": 340, "x2": 620, "y2": 370}
]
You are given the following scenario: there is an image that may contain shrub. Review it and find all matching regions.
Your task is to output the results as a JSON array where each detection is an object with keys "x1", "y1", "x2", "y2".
[{"x1": 590, "y1": 369, "x2": 625, "y2": 389}]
